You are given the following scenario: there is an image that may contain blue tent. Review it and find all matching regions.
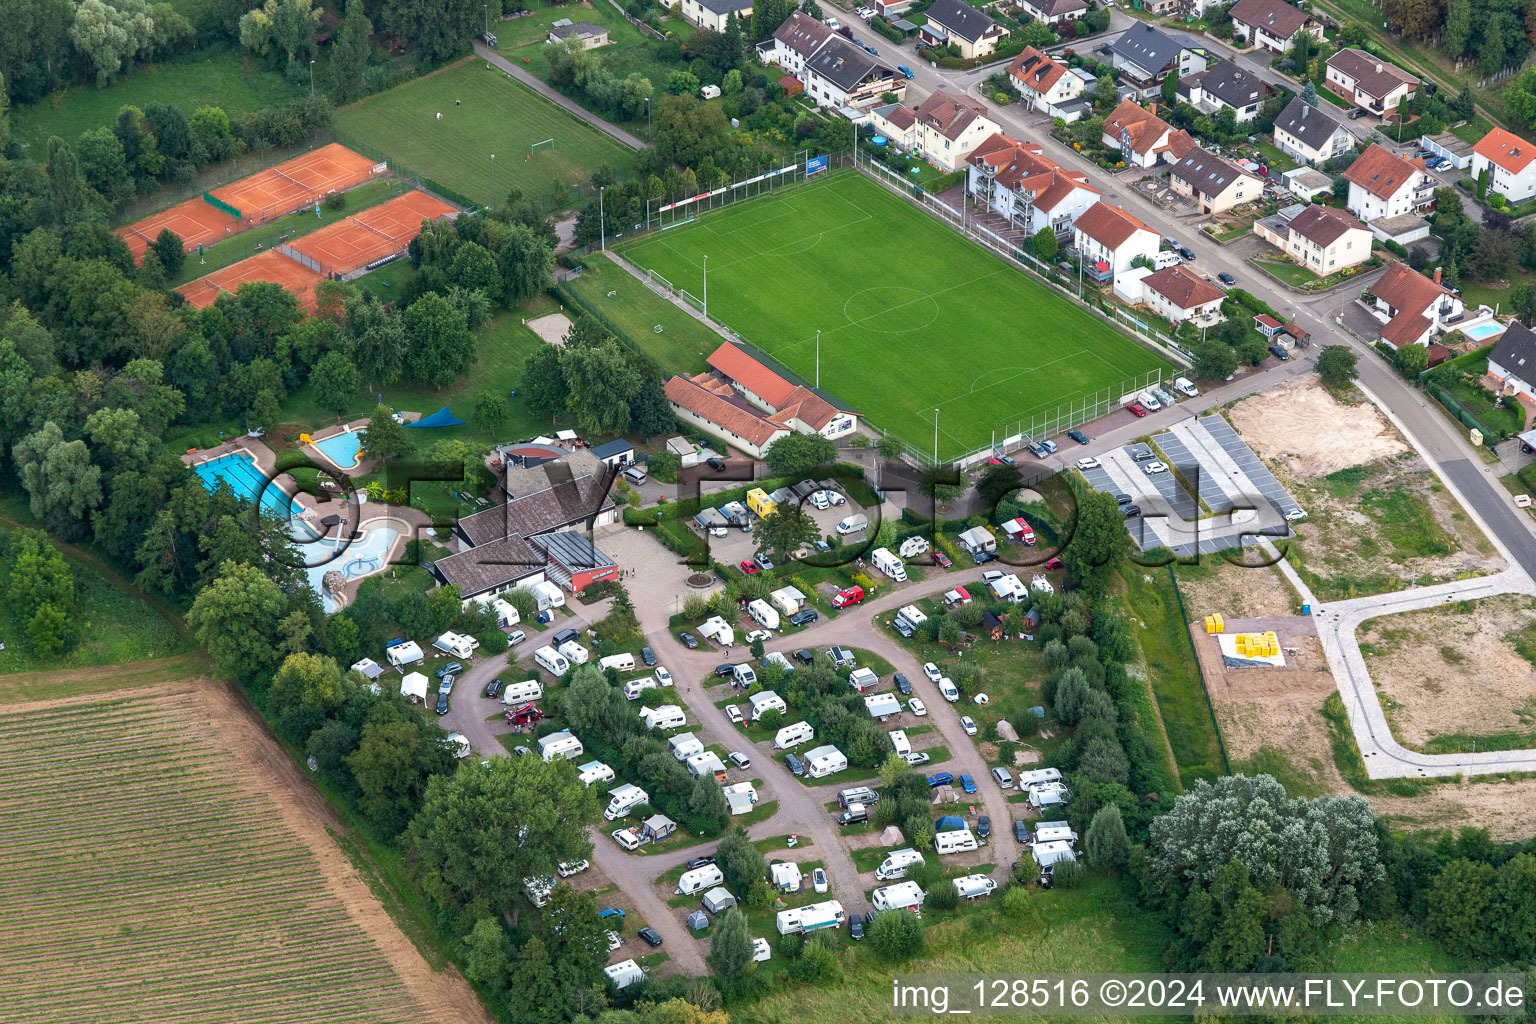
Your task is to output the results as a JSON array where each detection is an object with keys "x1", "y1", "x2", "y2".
[{"x1": 405, "y1": 406, "x2": 466, "y2": 429}]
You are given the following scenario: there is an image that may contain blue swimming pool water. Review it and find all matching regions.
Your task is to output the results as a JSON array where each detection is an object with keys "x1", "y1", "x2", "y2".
[
  {"x1": 313, "y1": 428, "x2": 366, "y2": 469},
  {"x1": 193, "y1": 453, "x2": 295, "y2": 519},
  {"x1": 305, "y1": 523, "x2": 401, "y2": 613},
  {"x1": 1461, "y1": 320, "x2": 1507, "y2": 342}
]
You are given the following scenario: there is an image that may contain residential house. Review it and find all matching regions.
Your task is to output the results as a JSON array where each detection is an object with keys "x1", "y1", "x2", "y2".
[
  {"x1": 802, "y1": 37, "x2": 906, "y2": 107},
  {"x1": 908, "y1": 89, "x2": 1000, "y2": 171},
  {"x1": 1170, "y1": 146, "x2": 1261, "y2": 213},
  {"x1": 1177, "y1": 0, "x2": 1226, "y2": 13},
  {"x1": 1343, "y1": 143, "x2": 1434, "y2": 242},
  {"x1": 1228, "y1": 0, "x2": 1322, "y2": 54},
  {"x1": 868, "y1": 103, "x2": 918, "y2": 150},
  {"x1": 663, "y1": 376, "x2": 790, "y2": 459},
  {"x1": 1009, "y1": 47, "x2": 1088, "y2": 121},
  {"x1": 1105, "y1": 23, "x2": 1206, "y2": 97},
  {"x1": 1488, "y1": 323, "x2": 1536, "y2": 404},
  {"x1": 1471, "y1": 127, "x2": 1536, "y2": 204},
  {"x1": 1278, "y1": 204, "x2": 1372, "y2": 275},
  {"x1": 920, "y1": 0, "x2": 1011, "y2": 59},
  {"x1": 1139, "y1": 265, "x2": 1226, "y2": 325},
  {"x1": 1280, "y1": 166, "x2": 1335, "y2": 201},
  {"x1": 762, "y1": 11, "x2": 834, "y2": 76},
  {"x1": 1325, "y1": 48, "x2": 1417, "y2": 119},
  {"x1": 546, "y1": 21, "x2": 610, "y2": 49},
  {"x1": 875, "y1": 0, "x2": 917, "y2": 15},
  {"x1": 680, "y1": 0, "x2": 752, "y2": 33},
  {"x1": 1178, "y1": 60, "x2": 1272, "y2": 122},
  {"x1": 1101, "y1": 99, "x2": 1195, "y2": 168},
  {"x1": 1072, "y1": 201, "x2": 1159, "y2": 281},
  {"x1": 966, "y1": 132, "x2": 1101, "y2": 235},
  {"x1": 1016, "y1": 0, "x2": 1088, "y2": 21},
  {"x1": 1141, "y1": 0, "x2": 1177, "y2": 12},
  {"x1": 1367, "y1": 262, "x2": 1466, "y2": 348},
  {"x1": 1272, "y1": 97, "x2": 1354, "y2": 166}
]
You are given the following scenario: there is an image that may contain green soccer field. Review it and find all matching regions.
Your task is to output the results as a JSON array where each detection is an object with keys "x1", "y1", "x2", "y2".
[
  {"x1": 334, "y1": 58, "x2": 635, "y2": 209},
  {"x1": 617, "y1": 172, "x2": 1170, "y2": 461}
]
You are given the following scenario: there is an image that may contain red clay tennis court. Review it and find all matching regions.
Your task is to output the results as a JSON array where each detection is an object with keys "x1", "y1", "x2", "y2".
[
  {"x1": 289, "y1": 190, "x2": 457, "y2": 275},
  {"x1": 179, "y1": 250, "x2": 324, "y2": 312},
  {"x1": 211, "y1": 143, "x2": 379, "y2": 226},
  {"x1": 115, "y1": 197, "x2": 238, "y2": 263}
]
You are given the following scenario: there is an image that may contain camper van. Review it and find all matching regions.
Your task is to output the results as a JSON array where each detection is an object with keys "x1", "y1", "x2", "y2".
[
  {"x1": 953, "y1": 875, "x2": 996, "y2": 900},
  {"x1": 537, "y1": 732, "x2": 584, "y2": 763},
  {"x1": 876, "y1": 849, "x2": 925, "y2": 880},
  {"x1": 1032, "y1": 840, "x2": 1077, "y2": 867},
  {"x1": 433, "y1": 631, "x2": 478, "y2": 659},
  {"x1": 604, "y1": 959, "x2": 646, "y2": 990},
  {"x1": 598, "y1": 652, "x2": 636, "y2": 673},
  {"x1": 524, "y1": 875, "x2": 554, "y2": 908},
  {"x1": 775, "y1": 900, "x2": 845, "y2": 935},
  {"x1": 1015, "y1": 767, "x2": 1063, "y2": 787},
  {"x1": 533, "y1": 646, "x2": 570, "y2": 676},
  {"x1": 623, "y1": 677, "x2": 658, "y2": 700},
  {"x1": 746, "y1": 488, "x2": 777, "y2": 519},
  {"x1": 747, "y1": 599, "x2": 780, "y2": 631},
  {"x1": 838, "y1": 803, "x2": 867, "y2": 825},
  {"x1": 871, "y1": 881, "x2": 926, "y2": 912},
  {"x1": 889, "y1": 729, "x2": 912, "y2": 757},
  {"x1": 385, "y1": 639, "x2": 424, "y2": 668},
  {"x1": 836, "y1": 513, "x2": 868, "y2": 535},
  {"x1": 577, "y1": 760, "x2": 616, "y2": 787},
  {"x1": 668, "y1": 732, "x2": 704, "y2": 761},
  {"x1": 774, "y1": 721, "x2": 815, "y2": 749},
  {"x1": 641, "y1": 705, "x2": 687, "y2": 731},
  {"x1": 838, "y1": 786, "x2": 878, "y2": 809},
  {"x1": 605, "y1": 783, "x2": 648, "y2": 820},
  {"x1": 749, "y1": 691, "x2": 788, "y2": 721},
  {"x1": 871, "y1": 548, "x2": 906, "y2": 582},
  {"x1": 898, "y1": 535, "x2": 929, "y2": 559},
  {"x1": 558, "y1": 639, "x2": 590, "y2": 665},
  {"x1": 1032, "y1": 823, "x2": 1078, "y2": 845},
  {"x1": 804, "y1": 744, "x2": 847, "y2": 779},
  {"x1": 732, "y1": 664, "x2": 757, "y2": 688},
  {"x1": 500, "y1": 679, "x2": 545, "y2": 705},
  {"x1": 934, "y1": 828, "x2": 979, "y2": 855},
  {"x1": 675, "y1": 863, "x2": 726, "y2": 895}
]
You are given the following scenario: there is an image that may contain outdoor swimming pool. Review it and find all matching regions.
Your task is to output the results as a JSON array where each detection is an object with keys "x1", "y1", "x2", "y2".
[
  {"x1": 1461, "y1": 320, "x2": 1507, "y2": 342},
  {"x1": 312, "y1": 428, "x2": 367, "y2": 470},
  {"x1": 192, "y1": 452, "x2": 295, "y2": 519},
  {"x1": 304, "y1": 521, "x2": 403, "y2": 613}
]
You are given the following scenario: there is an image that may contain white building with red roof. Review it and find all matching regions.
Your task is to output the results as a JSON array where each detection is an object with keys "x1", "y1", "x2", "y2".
[
  {"x1": 1138, "y1": 265, "x2": 1226, "y2": 325},
  {"x1": 1008, "y1": 48, "x2": 1087, "y2": 121},
  {"x1": 871, "y1": 89, "x2": 999, "y2": 172},
  {"x1": 1366, "y1": 262, "x2": 1465, "y2": 349},
  {"x1": 1100, "y1": 99, "x2": 1195, "y2": 169},
  {"x1": 1471, "y1": 127, "x2": 1536, "y2": 203},
  {"x1": 1072, "y1": 201, "x2": 1159, "y2": 281},
  {"x1": 965, "y1": 133, "x2": 1100, "y2": 236}
]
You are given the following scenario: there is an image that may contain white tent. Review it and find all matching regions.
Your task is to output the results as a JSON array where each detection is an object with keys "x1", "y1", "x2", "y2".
[
  {"x1": 400, "y1": 672, "x2": 428, "y2": 702},
  {"x1": 723, "y1": 782, "x2": 757, "y2": 815}
]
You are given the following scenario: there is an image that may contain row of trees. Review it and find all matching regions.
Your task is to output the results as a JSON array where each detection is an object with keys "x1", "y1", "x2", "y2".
[
  {"x1": 1, "y1": 529, "x2": 82, "y2": 655},
  {"x1": 518, "y1": 311, "x2": 673, "y2": 438}
]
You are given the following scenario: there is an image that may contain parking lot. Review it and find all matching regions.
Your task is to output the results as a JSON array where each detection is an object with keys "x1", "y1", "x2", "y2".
[{"x1": 1079, "y1": 416, "x2": 1299, "y2": 558}]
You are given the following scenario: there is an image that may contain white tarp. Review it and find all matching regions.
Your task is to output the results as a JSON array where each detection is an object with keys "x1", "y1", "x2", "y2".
[{"x1": 400, "y1": 672, "x2": 428, "y2": 701}]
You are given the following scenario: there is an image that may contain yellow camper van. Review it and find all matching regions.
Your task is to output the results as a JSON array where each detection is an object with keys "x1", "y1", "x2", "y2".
[{"x1": 746, "y1": 488, "x2": 777, "y2": 519}]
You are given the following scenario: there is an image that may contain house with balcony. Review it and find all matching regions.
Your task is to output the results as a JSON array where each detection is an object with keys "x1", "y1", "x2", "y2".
[
  {"x1": 1104, "y1": 23, "x2": 1206, "y2": 98},
  {"x1": 1488, "y1": 323, "x2": 1536, "y2": 405},
  {"x1": 761, "y1": 11, "x2": 835, "y2": 76},
  {"x1": 680, "y1": 0, "x2": 753, "y2": 32},
  {"x1": 1325, "y1": 48, "x2": 1417, "y2": 120},
  {"x1": 1170, "y1": 146, "x2": 1261, "y2": 213},
  {"x1": 1009, "y1": 47, "x2": 1089, "y2": 121},
  {"x1": 1343, "y1": 143, "x2": 1434, "y2": 243},
  {"x1": 965, "y1": 132, "x2": 1100, "y2": 235},
  {"x1": 1100, "y1": 99, "x2": 1195, "y2": 168},
  {"x1": 920, "y1": 0, "x2": 1011, "y2": 59},
  {"x1": 1272, "y1": 97, "x2": 1354, "y2": 166},
  {"x1": 1137, "y1": 265, "x2": 1226, "y2": 325},
  {"x1": 1229, "y1": 0, "x2": 1323, "y2": 54},
  {"x1": 1268, "y1": 204, "x2": 1372, "y2": 276},
  {"x1": 801, "y1": 37, "x2": 906, "y2": 108},
  {"x1": 1072, "y1": 201, "x2": 1159, "y2": 281},
  {"x1": 909, "y1": 90, "x2": 1000, "y2": 171},
  {"x1": 1177, "y1": 60, "x2": 1272, "y2": 123},
  {"x1": 1470, "y1": 127, "x2": 1536, "y2": 204},
  {"x1": 1366, "y1": 261, "x2": 1466, "y2": 349}
]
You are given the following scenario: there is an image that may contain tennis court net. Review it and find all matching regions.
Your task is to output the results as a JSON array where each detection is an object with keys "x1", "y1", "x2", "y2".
[{"x1": 354, "y1": 218, "x2": 399, "y2": 245}]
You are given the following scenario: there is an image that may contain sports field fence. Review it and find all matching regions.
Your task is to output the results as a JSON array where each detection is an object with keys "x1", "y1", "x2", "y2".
[
  {"x1": 644, "y1": 149, "x2": 849, "y2": 231},
  {"x1": 111, "y1": 135, "x2": 330, "y2": 228},
  {"x1": 327, "y1": 130, "x2": 478, "y2": 212}
]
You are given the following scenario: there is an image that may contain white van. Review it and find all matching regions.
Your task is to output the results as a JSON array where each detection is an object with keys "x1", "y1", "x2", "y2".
[
  {"x1": 675, "y1": 863, "x2": 726, "y2": 895},
  {"x1": 774, "y1": 721, "x2": 815, "y2": 749},
  {"x1": 1154, "y1": 249, "x2": 1182, "y2": 269},
  {"x1": 875, "y1": 848, "x2": 925, "y2": 880},
  {"x1": 605, "y1": 783, "x2": 648, "y2": 820},
  {"x1": 1136, "y1": 390, "x2": 1162, "y2": 411},
  {"x1": 836, "y1": 513, "x2": 869, "y2": 535},
  {"x1": 870, "y1": 547, "x2": 906, "y2": 582},
  {"x1": 623, "y1": 466, "x2": 647, "y2": 485},
  {"x1": 623, "y1": 677, "x2": 658, "y2": 700},
  {"x1": 533, "y1": 646, "x2": 570, "y2": 676},
  {"x1": 732, "y1": 664, "x2": 757, "y2": 688},
  {"x1": 577, "y1": 760, "x2": 615, "y2": 787},
  {"x1": 953, "y1": 874, "x2": 996, "y2": 900},
  {"x1": 889, "y1": 729, "x2": 911, "y2": 757},
  {"x1": 501, "y1": 679, "x2": 544, "y2": 705},
  {"x1": 934, "y1": 828, "x2": 979, "y2": 855},
  {"x1": 558, "y1": 640, "x2": 590, "y2": 665},
  {"x1": 599, "y1": 653, "x2": 636, "y2": 673},
  {"x1": 938, "y1": 678, "x2": 959, "y2": 703},
  {"x1": 871, "y1": 880, "x2": 925, "y2": 911}
]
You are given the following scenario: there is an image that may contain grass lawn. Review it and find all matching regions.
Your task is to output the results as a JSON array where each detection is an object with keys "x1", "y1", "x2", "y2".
[
  {"x1": 1252, "y1": 255, "x2": 1320, "y2": 287},
  {"x1": 334, "y1": 57, "x2": 635, "y2": 210},
  {"x1": 563, "y1": 253, "x2": 728, "y2": 375},
  {"x1": 616, "y1": 171, "x2": 1170, "y2": 461},
  {"x1": 169, "y1": 178, "x2": 408, "y2": 286},
  {"x1": 1444, "y1": 367, "x2": 1526, "y2": 438},
  {"x1": 1253, "y1": 139, "x2": 1298, "y2": 174},
  {"x1": 10, "y1": 45, "x2": 304, "y2": 153}
]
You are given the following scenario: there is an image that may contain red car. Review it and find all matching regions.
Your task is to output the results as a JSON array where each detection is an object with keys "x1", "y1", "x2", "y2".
[
  {"x1": 1044, "y1": 556, "x2": 1063, "y2": 570},
  {"x1": 832, "y1": 585, "x2": 865, "y2": 608},
  {"x1": 1127, "y1": 403, "x2": 1147, "y2": 417},
  {"x1": 738, "y1": 559, "x2": 760, "y2": 574},
  {"x1": 934, "y1": 550, "x2": 953, "y2": 568}
]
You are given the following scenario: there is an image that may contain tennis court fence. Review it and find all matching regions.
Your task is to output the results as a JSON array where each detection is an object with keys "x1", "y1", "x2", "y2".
[
  {"x1": 327, "y1": 130, "x2": 478, "y2": 213},
  {"x1": 279, "y1": 244, "x2": 328, "y2": 276}
]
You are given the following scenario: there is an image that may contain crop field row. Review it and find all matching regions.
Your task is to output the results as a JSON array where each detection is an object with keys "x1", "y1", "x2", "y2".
[{"x1": 0, "y1": 691, "x2": 433, "y2": 1024}]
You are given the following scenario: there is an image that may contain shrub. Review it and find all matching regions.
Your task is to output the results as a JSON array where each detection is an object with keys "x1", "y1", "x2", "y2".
[
  {"x1": 323, "y1": 191, "x2": 346, "y2": 212},
  {"x1": 1051, "y1": 859, "x2": 1086, "y2": 888},
  {"x1": 925, "y1": 880, "x2": 959, "y2": 910}
]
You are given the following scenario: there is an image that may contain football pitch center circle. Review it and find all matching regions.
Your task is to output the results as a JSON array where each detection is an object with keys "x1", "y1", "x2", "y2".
[{"x1": 841, "y1": 285, "x2": 940, "y2": 333}]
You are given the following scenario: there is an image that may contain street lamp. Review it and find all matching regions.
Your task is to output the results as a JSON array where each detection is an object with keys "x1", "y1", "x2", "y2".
[
  {"x1": 816, "y1": 329, "x2": 820, "y2": 388},
  {"x1": 645, "y1": 96, "x2": 652, "y2": 144},
  {"x1": 599, "y1": 185, "x2": 606, "y2": 251},
  {"x1": 309, "y1": 59, "x2": 315, "y2": 97},
  {"x1": 484, "y1": 2, "x2": 489, "y2": 37},
  {"x1": 490, "y1": 154, "x2": 495, "y2": 210},
  {"x1": 702, "y1": 254, "x2": 708, "y2": 319}
]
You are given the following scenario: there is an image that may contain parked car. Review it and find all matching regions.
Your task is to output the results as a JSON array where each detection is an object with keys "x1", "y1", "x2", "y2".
[
  {"x1": 729, "y1": 751, "x2": 752, "y2": 770},
  {"x1": 794, "y1": 648, "x2": 815, "y2": 664},
  {"x1": 507, "y1": 629, "x2": 526, "y2": 647},
  {"x1": 483, "y1": 678, "x2": 503, "y2": 699},
  {"x1": 435, "y1": 690, "x2": 450, "y2": 715},
  {"x1": 812, "y1": 867, "x2": 829, "y2": 893},
  {"x1": 1122, "y1": 504, "x2": 1142, "y2": 518},
  {"x1": 641, "y1": 647, "x2": 656, "y2": 666},
  {"x1": 1144, "y1": 461, "x2": 1168, "y2": 475},
  {"x1": 1013, "y1": 819, "x2": 1030, "y2": 844},
  {"x1": 1068, "y1": 429, "x2": 1090, "y2": 444},
  {"x1": 1218, "y1": 272, "x2": 1237, "y2": 285},
  {"x1": 726, "y1": 705, "x2": 744, "y2": 724},
  {"x1": 959, "y1": 773, "x2": 977, "y2": 794},
  {"x1": 961, "y1": 715, "x2": 978, "y2": 736},
  {"x1": 1076, "y1": 456, "x2": 1099, "y2": 470},
  {"x1": 706, "y1": 456, "x2": 727, "y2": 471},
  {"x1": 977, "y1": 815, "x2": 991, "y2": 840},
  {"x1": 1178, "y1": 246, "x2": 1196, "y2": 260},
  {"x1": 739, "y1": 559, "x2": 761, "y2": 574},
  {"x1": 1045, "y1": 556, "x2": 1063, "y2": 570},
  {"x1": 862, "y1": 42, "x2": 878, "y2": 55},
  {"x1": 687, "y1": 856, "x2": 716, "y2": 870},
  {"x1": 897, "y1": 64, "x2": 914, "y2": 78},
  {"x1": 1348, "y1": 107, "x2": 1367, "y2": 118},
  {"x1": 715, "y1": 663, "x2": 735, "y2": 678},
  {"x1": 988, "y1": 453, "x2": 1017, "y2": 466},
  {"x1": 785, "y1": 752, "x2": 805, "y2": 776},
  {"x1": 436, "y1": 662, "x2": 463, "y2": 679},
  {"x1": 1269, "y1": 344, "x2": 1291, "y2": 361},
  {"x1": 973, "y1": 550, "x2": 998, "y2": 564},
  {"x1": 599, "y1": 907, "x2": 625, "y2": 920},
  {"x1": 904, "y1": 751, "x2": 931, "y2": 766},
  {"x1": 1039, "y1": 439, "x2": 1058, "y2": 454},
  {"x1": 1127, "y1": 402, "x2": 1147, "y2": 417},
  {"x1": 655, "y1": 666, "x2": 673, "y2": 686},
  {"x1": 928, "y1": 771, "x2": 954, "y2": 788},
  {"x1": 908, "y1": 698, "x2": 928, "y2": 716},
  {"x1": 754, "y1": 552, "x2": 775, "y2": 571},
  {"x1": 638, "y1": 927, "x2": 663, "y2": 947},
  {"x1": 923, "y1": 662, "x2": 942, "y2": 682},
  {"x1": 512, "y1": 745, "x2": 532, "y2": 757},
  {"x1": 744, "y1": 629, "x2": 771, "y2": 643},
  {"x1": 790, "y1": 609, "x2": 818, "y2": 627},
  {"x1": 679, "y1": 631, "x2": 699, "y2": 648},
  {"x1": 850, "y1": 915, "x2": 864, "y2": 940},
  {"x1": 934, "y1": 550, "x2": 953, "y2": 568},
  {"x1": 894, "y1": 673, "x2": 912, "y2": 695},
  {"x1": 1115, "y1": 492, "x2": 1133, "y2": 505}
]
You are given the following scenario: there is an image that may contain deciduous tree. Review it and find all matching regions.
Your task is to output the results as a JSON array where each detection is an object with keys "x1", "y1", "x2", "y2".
[
  {"x1": 312, "y1": 350, "x2": 360, "y2": 419},
  {"x1": 186, "y1": 560, "x2": 287, "y2": 679},
  {"x1": 763, "y1": 433, "x2": 836, "y2": 478}
]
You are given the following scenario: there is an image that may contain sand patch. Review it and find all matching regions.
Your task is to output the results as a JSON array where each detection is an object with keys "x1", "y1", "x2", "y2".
[
  {"x1": 1175, "y1": 559, "x2": 1298, "y2": 619},
  {"x1": 1230, "y1": 378, "x2": 1407, "y2": 478},
  {"x1": 526, "y1": 312, "x2": 573, "y2": 345}
]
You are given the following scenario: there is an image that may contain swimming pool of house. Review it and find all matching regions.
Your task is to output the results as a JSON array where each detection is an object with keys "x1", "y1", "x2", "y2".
[
  {"x1": 1461, "y1": 320, "x2": 1507, "y2": 342},
  {"x1": 311, "y1": 427, "x2": 367, "y2": 470},
  {"x1": 192, "y1": 451, "x2": 295, "y2": 520},
  {"x1": 304, "y1": 520, "x2": 403, "y2": 613}
]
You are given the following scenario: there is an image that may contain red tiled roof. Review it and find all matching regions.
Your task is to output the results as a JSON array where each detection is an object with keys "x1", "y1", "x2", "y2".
[
  {"x1": 1474, "y1": 127, "x2": 1536, "y2": 175},
  {"x1": 1343, "y1": 144, "x2": 1424, "y2": 201},
  {"x1": 1164, "y1": 129, "x2": 1197, "y2": 161},
  {"x1": 1380, "y1": 312, "x2": 1431, "y2": 347},
  {"x1": 1286, "y1": 204, "x2": 1366, "y2": 246},
  {"x1": 706, "y1": 342, "x2": 796, "y2": 407},
  {"x1": 1073, "y1": 201, "x2": 1151, "y2": 250},
  {"x1": 1009, "y1": 47, "x2": 1067, "y2": 96},
  {"x1": 1103, "y1": 99, "x2": 1173, "y2": 156},
  {"x1": 1327, "y1": 49, "x2": 1416, "y2": 100},
  {"x1": 664, "y1": 376, "x2": 788, "y2": 448},
  {"x1": 775, "y1": 385, "x2": 841, "y2": 430},
  {"x1": 1229, "y1": 0, "x2": 1310, "y2": 39},
  {"x1": 882, "y1": 105, "x2": 917, "y2": 130},
  {"x1": 1373, "y1": 260, "x2": 1458, "y2": 347},
  {"x1": 1142, "y1": 265, "x2": 1224, "y2": 310},
  {"x1": 914, "y1": 89, "x2": 990, "y2": 141},
  {"x1": 966, "y1": 133, "x2": 1097, "y2": 206}
]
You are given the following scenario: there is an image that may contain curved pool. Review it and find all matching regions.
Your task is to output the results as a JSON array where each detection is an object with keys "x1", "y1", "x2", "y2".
[
  {"x1": 302, "y1": 520, "x2": 403, "y2": 613},
  {"x1": 311, "y1": 428, "x2": 367, "y2": 470}
]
